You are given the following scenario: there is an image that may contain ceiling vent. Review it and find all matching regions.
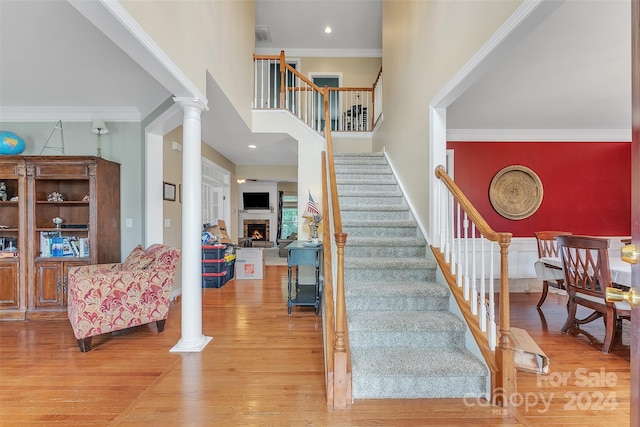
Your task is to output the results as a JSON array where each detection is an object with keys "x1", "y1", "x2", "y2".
[{"x1": 255, "y1": 25, "x2": 272, "y2": 43}]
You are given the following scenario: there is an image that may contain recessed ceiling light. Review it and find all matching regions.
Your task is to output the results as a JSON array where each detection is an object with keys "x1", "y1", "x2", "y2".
[
  {"x1": 248, "y1": 144, "x2": 256, "y2": 149},
  {"x1": 324, "y1": 26, "x2": 332, "y2": 34}
]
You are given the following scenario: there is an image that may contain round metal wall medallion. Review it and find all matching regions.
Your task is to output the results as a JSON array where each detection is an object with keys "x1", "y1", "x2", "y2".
[{"x1": 489, "y1": 165, "x2": 543, "y2": 220}]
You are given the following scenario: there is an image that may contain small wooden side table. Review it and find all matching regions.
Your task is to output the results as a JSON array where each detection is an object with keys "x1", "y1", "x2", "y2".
[{"x1": 286, "y1": 241, "x2": 322, "y2": 315}]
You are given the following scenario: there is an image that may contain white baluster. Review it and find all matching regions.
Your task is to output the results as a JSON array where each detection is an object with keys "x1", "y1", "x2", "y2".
[
  {"x1": 463, "y1": 213, "x2": 470, "y2": 300},
  {"x1": 479, "y1": 237, "x2": 485, "y2": 329},
  {"x1": 488, "y1": 241, "x2": 496, "y2": 349},
  {"x1": 456, "y1": 202, "x2": 462, "y2": 286},
  {"x1": 471, "y1": 225, "x2": 477, "y2": 313}
]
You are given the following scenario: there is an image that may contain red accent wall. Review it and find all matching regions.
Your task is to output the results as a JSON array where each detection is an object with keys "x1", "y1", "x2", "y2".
[{"x1": 446, "y1": 141, "x2": 631, "y2": 237}]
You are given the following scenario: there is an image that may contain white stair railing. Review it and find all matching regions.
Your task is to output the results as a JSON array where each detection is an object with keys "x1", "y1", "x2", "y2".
[{"x1": 433, "y1": 165, "x2": 515, "y2": 407}]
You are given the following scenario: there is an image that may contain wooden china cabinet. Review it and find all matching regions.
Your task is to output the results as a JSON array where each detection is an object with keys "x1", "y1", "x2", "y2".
[
  {"x1": 0, "y1": 157, "x2": 27, "y2": 320},
  {"x1": 0, "y1": 156, "x2": 120, "y2": 320}
]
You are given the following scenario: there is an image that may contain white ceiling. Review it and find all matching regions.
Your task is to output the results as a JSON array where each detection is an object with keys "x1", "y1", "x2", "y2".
[
  {"x1": 255, "y1": 0, "x2": 382, "y2": 57},
  {"x1": 0, "y1": 1, "x2": 631, "y2": 171},
  {"x1": 448, "y1": 0, "x2": 631, "y2": 138}
]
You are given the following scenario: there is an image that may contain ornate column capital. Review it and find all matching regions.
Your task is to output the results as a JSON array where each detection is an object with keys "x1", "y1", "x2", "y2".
[{"x1": 173, "y1": 97, "x2": 209, "y2": 113}]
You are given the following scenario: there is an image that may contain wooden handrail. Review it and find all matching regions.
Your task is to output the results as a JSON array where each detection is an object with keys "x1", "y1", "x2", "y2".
[
  {"x1": 433, "y1": 165, "x2": 516, "y2": 407},
  {"x1": 322, "y1": 87, "x2": 350, "y2": 408},
  {"x1": 373, "y1": 66, "x2": 383, "y2": 88},
  {"x1": 254, "y1": 51, "x2": 376, "y2": 131},
  {"x1": 321, "y1": 152, "x2": 336, "y2": 402},
  {"x1": 253, "y1": 51, "x2": 359, "y2": 408},
  {"x1": 324, "y1": 92, "x2": 343, "y2": 234},
  {"x1": 327, "y1": 87, "x2": 374, "y2": 92},
  {"x1": 283, "y1": 63, "x2": 323, "y2": 93},
  {"x1": 435, "y1": 166, "x2": 506, "y2": 243},
  {"x1": 252, "y1": 53, "x2": 281, "y2": 60}
]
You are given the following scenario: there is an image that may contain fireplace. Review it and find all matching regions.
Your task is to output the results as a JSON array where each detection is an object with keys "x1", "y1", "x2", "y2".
[{"x1": 244, "y1": 219, "x2": 269, "y2": 241}]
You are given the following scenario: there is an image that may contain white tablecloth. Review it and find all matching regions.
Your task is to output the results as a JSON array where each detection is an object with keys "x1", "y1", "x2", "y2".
[{"x1": 534, "y1": 256, "x2": 631, "y2": 287}]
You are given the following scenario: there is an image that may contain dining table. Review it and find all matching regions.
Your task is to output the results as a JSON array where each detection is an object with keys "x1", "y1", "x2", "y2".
[{"x1": 534, "y1": 256, "x2": 632, "y2": 288}]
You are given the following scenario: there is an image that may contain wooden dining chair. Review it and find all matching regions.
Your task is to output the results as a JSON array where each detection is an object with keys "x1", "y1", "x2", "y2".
[
  {"x1": 534, "y1": 231, "x2": 572, "y2": 307},
  {"x1": 556, "y1": 235, "x2": 631, "y2": 354}
]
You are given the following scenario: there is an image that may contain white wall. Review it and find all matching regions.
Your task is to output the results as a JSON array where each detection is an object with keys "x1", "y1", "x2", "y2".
[
  {"x1": 121, "y1": 0, "x2": 256, "y2": 127},
  {"x1": 237, "y1": 181, "x2": 278, "y2": 242},
  {"x1": 376, "y1": 0, "x2": 523, "y2": 244},
  {"x1": 252, "y1": 110, "x2": 325, "y2": 241}
]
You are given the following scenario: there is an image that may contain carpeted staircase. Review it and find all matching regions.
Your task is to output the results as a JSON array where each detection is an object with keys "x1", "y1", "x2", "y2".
[{"x1": 334, "y1": 152, "x2": 488, "y2": 399}]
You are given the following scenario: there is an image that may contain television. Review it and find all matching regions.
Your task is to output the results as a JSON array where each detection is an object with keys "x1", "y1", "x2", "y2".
[{"x1": 243, "y1": 192, "x2": 270, "y2": 210}]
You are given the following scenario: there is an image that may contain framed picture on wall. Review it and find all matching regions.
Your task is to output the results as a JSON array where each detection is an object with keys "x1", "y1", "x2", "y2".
[{"x1": 163, "y1": 182, "x2": 176, "y2": 201}]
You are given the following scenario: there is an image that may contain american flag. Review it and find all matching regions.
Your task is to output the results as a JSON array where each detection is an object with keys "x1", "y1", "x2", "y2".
[{"x1": 306, "y1": 191, "x2": 320, "y2": 216}]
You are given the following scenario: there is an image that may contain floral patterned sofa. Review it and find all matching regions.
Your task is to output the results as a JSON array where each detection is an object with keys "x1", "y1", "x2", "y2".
[{"x1": 67, "y1": 244, "x2": 180, "y2": 352}]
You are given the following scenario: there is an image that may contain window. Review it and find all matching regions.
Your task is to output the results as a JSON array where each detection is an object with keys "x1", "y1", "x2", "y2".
[
  {"x1": 201, "y1": 158, "x2": 229, "y2": 228},
  {"x1": 280, "y1": 194, "x2": 298, "y2": 239}
]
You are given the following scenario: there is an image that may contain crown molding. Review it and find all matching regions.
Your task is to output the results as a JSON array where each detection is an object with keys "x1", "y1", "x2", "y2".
[
  {"x1": 255, "y1": 47, "x2": 382, "y2": 58},
  {"x1": 447, "y1": 128, "x2": 632, "y2": 142},
  {"x1": 0, "y1": 106, "x2": 142, "y2": 122}
]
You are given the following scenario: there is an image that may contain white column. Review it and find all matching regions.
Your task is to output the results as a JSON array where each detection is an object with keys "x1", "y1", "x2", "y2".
[{"x1": 171, "y1": 97, "x2": 212, "y2": 353}]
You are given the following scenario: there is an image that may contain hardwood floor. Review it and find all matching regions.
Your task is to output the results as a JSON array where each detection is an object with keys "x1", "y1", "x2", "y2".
[{"x1": 0, "y1": 266, "x2": 631, "y2": 426}]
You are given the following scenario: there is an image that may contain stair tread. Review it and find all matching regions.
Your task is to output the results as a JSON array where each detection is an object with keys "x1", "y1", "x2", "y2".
[
  {"x1": 337, "y1": 177, "x2": 395, "y2": 182},
  {"x1": 341, "y1": 204, "x2": 409, "y2": 211},
  {"x1": 343, "y1": 219, "x2": 417, "y2": 227},
  {"x1": 335, "y1": 152, "x2": 385, "y2": 157},
  {"x1": 337, "y1": 151, "x2": 488, "y2": 400},
  {"x1": 346, "y1": 236, "x2": 425, "y2": 246},
  {"x1": 351, "y1": 347, "x2": 487, "y2": 376},
  {"x1": 346, "y1": 280, "x2": 449, "y2": 297},
  {"x1": 346, "y1": 257, "x2": 436, "y2": 268},
  {"x1": 348, "y1": 311, "x2": 465, "y2": 332},
  {"x1": 339, "y1": 190, "x2": 402, "y2": 196}
]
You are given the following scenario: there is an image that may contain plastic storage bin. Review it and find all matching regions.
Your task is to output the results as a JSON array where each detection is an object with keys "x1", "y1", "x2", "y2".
[
  {"x1": 202, "y1": 244, "x2": 226, "y2": 260},
  {"x1": 225, "y1": 261, "x2": 235, "y2": 281},
  {"x1": 202, "y1": 271, "x2": 228, "y2": 288},
  {"x1": 202, "y1": 259, "x2": 225, "y2": 273}
]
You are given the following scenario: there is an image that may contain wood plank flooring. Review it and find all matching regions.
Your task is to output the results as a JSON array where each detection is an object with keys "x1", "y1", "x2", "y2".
[{"x1": 0, "y1": 266, "x2": 631, "y2": 426}]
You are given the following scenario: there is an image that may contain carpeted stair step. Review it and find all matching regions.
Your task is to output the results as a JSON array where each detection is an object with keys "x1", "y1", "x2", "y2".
[
  {"x1": 338, "y1": 193, "x2": 405, "y2": 206},
  {"x1": 344, "y1": 237, "x2": 426, "y2": 258},
  {"x1": 338, "y1": 184, "x2": 399, "y2": 195},
  {"x1": 334, "y1": 153, "x2": 386, "y2": 165},
  {"x1": 344, "y1": 257, "x2": 436, "y2": 282},
  {"x1": 345, "y1": 280, "x2": 449, "y2": 311},
  {"x1": 350, "y1": 347, "x2": 487, "y2": 399},
  {"x1": 335, "y1": 166, "x2": 392, "y2": 176},
  {"x1": 336, "y1": 170, "x2": 395, "y2": 180},
  {"x1": 340, "y1": 204, "x2": 413, "y2": 221},
  {"x1": 342, "y1": 219, "x2": 420, "y2": 237},
  {"x1": 335, "y1": 151, "x2": 488, "y2": 401},
  {"x1": 348, "y1": 311, "x2": 466, "y2": 349},
  {"x1": 338, "y1": 182, "x2": 401, "y2": 195}
]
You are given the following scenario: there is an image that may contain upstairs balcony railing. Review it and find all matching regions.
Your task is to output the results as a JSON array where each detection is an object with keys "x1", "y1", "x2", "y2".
[{"x1": 253, "y1": 51, "x2": 381, "y2": 132}]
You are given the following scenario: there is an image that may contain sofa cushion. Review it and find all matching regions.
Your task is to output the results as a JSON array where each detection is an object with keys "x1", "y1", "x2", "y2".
[
  {"x1": 122, "y1": 244, "x2": 153, "y2": 270},
  {"x1": 146, "y1": 244, "x2": 181, "y2": 271}
]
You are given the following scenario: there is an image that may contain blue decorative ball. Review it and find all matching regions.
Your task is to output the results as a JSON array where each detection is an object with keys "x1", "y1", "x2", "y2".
[{"x1": 0, "y1": 131, "x2": 26, "y2": 155}]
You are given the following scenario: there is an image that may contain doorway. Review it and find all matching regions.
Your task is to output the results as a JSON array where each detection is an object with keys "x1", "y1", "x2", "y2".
[{"x1": 310, "y1": 73, "x2": 342, "y2": 131}]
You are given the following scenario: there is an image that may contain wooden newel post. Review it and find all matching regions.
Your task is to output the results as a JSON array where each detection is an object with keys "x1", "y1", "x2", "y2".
[
  {"x1": 333, "y1": 232, "x2": 348, "y2": 409},
  {"x1": 279, "y1": 50, "x2": 285, "y2": 108},
  {"x1": 494, "y1": 236, "x2": 516, "y2": 407}
]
